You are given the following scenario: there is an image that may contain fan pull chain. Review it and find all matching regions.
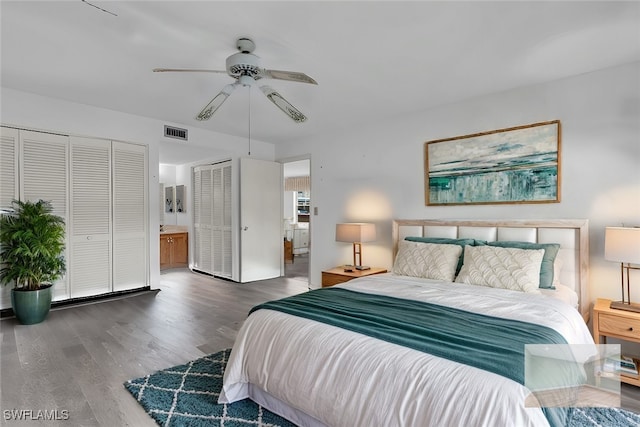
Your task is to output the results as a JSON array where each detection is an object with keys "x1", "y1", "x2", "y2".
[{"x1": 248, "y1": 87, "x2": 252, "y2": 156}]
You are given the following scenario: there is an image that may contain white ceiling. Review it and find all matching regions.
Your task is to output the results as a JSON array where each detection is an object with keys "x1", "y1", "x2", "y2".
[{"x1": 2, "y1": 1, "x2": 639, "y2": 165}]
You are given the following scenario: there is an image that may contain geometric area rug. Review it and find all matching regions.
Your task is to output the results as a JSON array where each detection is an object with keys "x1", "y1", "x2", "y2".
[
  {"x1": 125, "y1": 348, "x2": 640, "y2": 427},
  {"x1": 124, "y1": 348, "x2": 296, "y2": 427},
  {"x1": 568, "y1": 406, "x2": 640, "y2": 427}
]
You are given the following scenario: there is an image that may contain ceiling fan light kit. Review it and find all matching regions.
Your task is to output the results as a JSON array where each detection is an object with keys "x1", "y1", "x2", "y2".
[
  {"x1": 195, "y1": 83, "x2": 235, "y2": 121},
  {"x1": 155, "y1": 38, "x2": 316, "y2": 123},
  {"x1": 260, "y1": 86, "x2": 307, "y2": 123}
]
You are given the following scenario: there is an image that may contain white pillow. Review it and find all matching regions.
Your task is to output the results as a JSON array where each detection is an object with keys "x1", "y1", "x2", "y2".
[
  {"x1": 455, "y1": 245, "x2": 544, "y2": 293},
  {"x1": 393, "y1": 241, "x2": 462, "y2": 282},
  {"x1": 553, "y1": 257, "x2": 564, "y2": 287}
]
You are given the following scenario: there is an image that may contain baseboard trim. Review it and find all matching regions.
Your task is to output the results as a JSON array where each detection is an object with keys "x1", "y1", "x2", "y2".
[
  {"x1": 191, "y1": 268, "x2": 236, "y2": 283},
  {"x1": 0, "y1": 286, "x2": 155, "y2": 319}
]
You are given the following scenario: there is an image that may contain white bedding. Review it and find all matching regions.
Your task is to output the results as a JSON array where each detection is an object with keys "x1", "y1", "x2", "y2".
[
  {"x1": 220, "y1": 274, "x2": 594, "y2": 427},
  {"x1": 540, "y1": 283, "x2": 579, "y2": 309}
]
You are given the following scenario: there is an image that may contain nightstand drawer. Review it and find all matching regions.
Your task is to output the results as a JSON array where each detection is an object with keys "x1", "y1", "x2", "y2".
[
  {"x1": 321, "y1": 267, "x2": 388, "y2": 288},
  {"x1": 321, "y1": 272, "x2": 352, "y2": 287},
  {"x1": 598, "y1": 313, "x2": 640, "y2": 340}
]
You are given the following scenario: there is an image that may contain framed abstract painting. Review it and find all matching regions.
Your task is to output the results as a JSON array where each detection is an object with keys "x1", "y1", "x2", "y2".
[{"x1": 425, "y1": 120, "x2": 561, "y2": 206}]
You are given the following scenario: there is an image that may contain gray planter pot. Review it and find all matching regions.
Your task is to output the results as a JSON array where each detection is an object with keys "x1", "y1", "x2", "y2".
[{"x1": 11, "y1": 284, "x2": 53, "y2": 325}]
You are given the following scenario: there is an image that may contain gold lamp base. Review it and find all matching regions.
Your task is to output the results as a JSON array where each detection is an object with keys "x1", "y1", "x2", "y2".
[{"x1": 610, "y1": 300, "x2": 640, "y2": 313}]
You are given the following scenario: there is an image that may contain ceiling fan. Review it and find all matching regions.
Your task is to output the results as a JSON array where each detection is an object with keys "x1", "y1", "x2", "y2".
[{"x1": 154, "y1": 38, "x2": 317, "y2": 123}]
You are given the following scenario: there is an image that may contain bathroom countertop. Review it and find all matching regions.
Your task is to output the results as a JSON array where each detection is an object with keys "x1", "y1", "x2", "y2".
[{"x1": 160, "y1": 226, "x2": 188, "y2": 235}]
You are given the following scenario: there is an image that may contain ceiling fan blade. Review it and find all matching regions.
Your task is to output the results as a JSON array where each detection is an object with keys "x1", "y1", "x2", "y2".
[
  {"x1": 262, "y1": 69, "x2": 318, "y2": 85},
  {"x1": 195, "y1": 83, "x2": 237, "y2": 121},
  {"x1": 153, "y1": 68, "x2": 227, "y2": 74},
  {"x1": 259, "y1": 85, "x2": 307, "y2": 123}
]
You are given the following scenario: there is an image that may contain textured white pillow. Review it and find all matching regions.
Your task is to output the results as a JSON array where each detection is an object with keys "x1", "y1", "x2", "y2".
[
  {"x1": 393, "y1": 241, "x2": 462, "y2": 281},
  {"x1": 455, "y1": 245, "x2": 544, "y2": 293}
]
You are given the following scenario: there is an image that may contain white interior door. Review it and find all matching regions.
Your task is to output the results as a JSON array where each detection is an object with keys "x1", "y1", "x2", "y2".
[
  {"x1": 20, "y1": 130, "x2": 70, "y2": 302},
  {"x1": 240, "y1": 157, "x2": 282, "y2": 282},
  {"x1": 0, "y1": 127, "x2": 19, "y2": 309},
  {"x1": 112, "y1": 141, "x2": 148, "y2": 291},
  {"x1": 69, "y1": 136, "x2": 112, "y2": 298},
  {"x1": 0, "y1": 127, "x2": 18, "y2": 209},
  {"x1": 193, "y1": 162, "x2": 232, "y2": 278}
]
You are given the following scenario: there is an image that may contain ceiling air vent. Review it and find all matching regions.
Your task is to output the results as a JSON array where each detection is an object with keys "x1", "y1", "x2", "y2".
[{"x1": 164, "y1": 125, "x2": 188, "y2": 141}]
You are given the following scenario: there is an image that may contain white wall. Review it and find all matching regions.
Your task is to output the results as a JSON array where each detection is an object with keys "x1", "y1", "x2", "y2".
[
  {"x1": 1, "y1": 88, "x2": 276, "y2": 289},
  {"x1": 276, "y1": 61, "x2": 640, "y2": 304}
]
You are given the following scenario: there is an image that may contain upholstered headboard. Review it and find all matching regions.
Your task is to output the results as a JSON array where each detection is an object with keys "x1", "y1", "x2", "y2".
[{"x1": 392, "y1": 219, "x2": 589, "y2": 320}]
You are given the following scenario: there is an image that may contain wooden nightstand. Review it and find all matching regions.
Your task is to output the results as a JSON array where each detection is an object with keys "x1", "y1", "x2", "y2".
[
  {"x1": 593, "y1": 298, "x2": 640, "y2": 387},
  {"x1": 321, "y1": 267, "x2": 387, "y2": 287}
]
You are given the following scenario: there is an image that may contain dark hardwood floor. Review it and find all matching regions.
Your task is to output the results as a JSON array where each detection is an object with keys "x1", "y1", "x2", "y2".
[
  {"x1": 2, "y1": 266, "x2": 639, "y2": 426},
  {"x1": 285, "y1": 252, "x2": 309, "y2": 282},
  {"x1": 0, "y1": 269, "x2": 308, "y2": 426}
]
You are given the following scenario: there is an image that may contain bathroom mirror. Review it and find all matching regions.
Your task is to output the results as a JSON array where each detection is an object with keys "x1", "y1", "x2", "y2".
[
  {"x1": 175, "y1": 185, "x2": 186, "y2": 213},
  {"x1": 165, "y1": 186, "x2": 174, "y2": 213}
]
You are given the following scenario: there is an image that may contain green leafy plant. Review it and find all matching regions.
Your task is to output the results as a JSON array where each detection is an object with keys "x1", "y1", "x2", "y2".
[{"x1": 0, "y1": 199, "x2": 66, "y2": 291}]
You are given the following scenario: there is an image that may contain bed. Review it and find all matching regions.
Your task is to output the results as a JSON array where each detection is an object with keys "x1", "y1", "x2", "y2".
[{"x1": 220, "y1": 219, "x2": 593, "y2": 427}]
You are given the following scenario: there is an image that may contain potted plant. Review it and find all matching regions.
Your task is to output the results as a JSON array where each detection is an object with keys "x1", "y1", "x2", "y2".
[{"x1": 0, "y1": 199, "x2": 66, "y2": 325}]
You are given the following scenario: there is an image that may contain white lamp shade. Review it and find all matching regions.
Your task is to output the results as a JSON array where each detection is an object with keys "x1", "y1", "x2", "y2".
[
  {"x1": 335, "y1": 223, "x2": 377, "y2": 243},
  {"x1": 605, "y1": 227, "x2": 640, "y2": 264}
]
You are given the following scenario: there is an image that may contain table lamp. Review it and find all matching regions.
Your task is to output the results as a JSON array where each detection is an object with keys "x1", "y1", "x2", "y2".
[
  {"x1": 605, "y1": 226, "x2": 640, "y2": 312},
  {"x1": 335, "y1": 223, "x2": 376, "y2": 271}
]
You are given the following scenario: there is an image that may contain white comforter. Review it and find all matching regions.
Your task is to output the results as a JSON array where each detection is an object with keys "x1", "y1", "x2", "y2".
[{"x1": 220, "y1": 274, "x2": 594, "y2": 427}]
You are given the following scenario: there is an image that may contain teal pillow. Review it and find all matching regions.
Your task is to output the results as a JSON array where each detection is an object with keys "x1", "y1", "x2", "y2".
[
  {"x1": 485, "y1": 241, "x2": 560, "y2": 289},
  {"x1": 404, "y1": 237, "x2": 475, "y2": 276}
]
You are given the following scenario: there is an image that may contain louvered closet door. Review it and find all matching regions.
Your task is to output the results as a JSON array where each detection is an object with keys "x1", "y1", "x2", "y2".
[
  {"x1": 212, "y1": 167, "x2": 223, "y2": 274},
  {"x1": 112, "y1": 141, "x2": 148, "y2": 291},
  {"x1": 20, "y1": 130, "x2": 70, "y2": 301},
  {"x1": 220, "y1": 164, "x2": 232, "y2": 277},
  {"x1": 197, "y1": 167, "x2": 213, "y2": 273},
  {"x1": 193, "y1": 168, "x2": 202, "y2": 270},
  {"x1": 69, "y1": 137, "x2": 112, "y2": 297},
  {"x1": 0, "y1": 127, "x2": 18, "y2": 209},
  {"x1": 212, "y1": 165, "x2": 233, "y2": 278},
  {"x1": 0, "y1": 128, "x2": 19, "y2": 309},
  {"x1": 193, "y1": 162, "x2": 232, "y2": 278}
]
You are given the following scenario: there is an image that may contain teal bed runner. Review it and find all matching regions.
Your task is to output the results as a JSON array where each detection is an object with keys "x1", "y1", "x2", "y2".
[{"x1": 250, "y1": 287, "x2": 572, "y2": 426}]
